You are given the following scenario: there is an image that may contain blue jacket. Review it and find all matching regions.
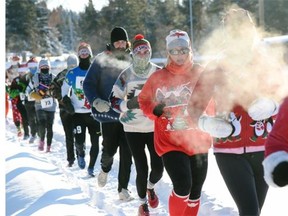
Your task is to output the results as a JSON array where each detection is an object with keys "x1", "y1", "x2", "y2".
[{"x1": 83, "y1": 51, "x2": 131, "y2": 122}]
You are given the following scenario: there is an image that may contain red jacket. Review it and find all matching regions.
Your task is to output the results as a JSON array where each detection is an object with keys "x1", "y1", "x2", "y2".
[
  {"x1": 262, "y1": 97, "x2": 288, "y2": 187},
  {"x1": 265, "y1": 97, "x2": 288, "y2": 156},
  {"x1": 139, "y1": 63, "x2": 214, "y2": 156}
]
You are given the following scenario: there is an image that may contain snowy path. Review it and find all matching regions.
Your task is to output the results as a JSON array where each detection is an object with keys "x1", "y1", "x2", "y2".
[{"x1": 5, "y1": 110, "x2": 288, "y2": 216}]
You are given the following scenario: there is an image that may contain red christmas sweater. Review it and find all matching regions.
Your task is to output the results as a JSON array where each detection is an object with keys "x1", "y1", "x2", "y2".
[
  {"x1": 213, "y1": 105, "x2": 275, "y2": 154},
  {"x1": 191, "y1": 58, "x2": 278, "y2": 154},
  {"x1": 139, "y1": 62, "x2": 214, "y2": 157}
]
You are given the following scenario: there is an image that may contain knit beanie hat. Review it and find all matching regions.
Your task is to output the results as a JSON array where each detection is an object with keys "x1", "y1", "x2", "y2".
[
  {"x1": 11, "y1": 55, "x2": 20, "y2": 66},
  {"x1": 27, "y1": 57, "x2": 38, "y2": 68},
  {"x1": 27, "y1": 57, "x2": 38, "y2": 74},
  {"x1": 18, "y1": 63, "x2": 29, "y2": 73},
  {"x1": 132, "y1": 34, "x2": 151, "y2": 54},
  {"x1": 166, "y1": 29, "x2": 190, "y2": 50},
  {"x1": 67, "y1": 54, "x2": 79, "y2": 69},
  {"x1": 11, "y1": 55, "x2": 20, "y2": 62},
  {"x1": 77, "y1": 42, "x2": 92, "y2": 57},
  {"x1": 38, "y1": 58, "x2": 51, "y2": 69},
  {"x1": 111, "y1": 27, "x2": 129, "y2": 44}
]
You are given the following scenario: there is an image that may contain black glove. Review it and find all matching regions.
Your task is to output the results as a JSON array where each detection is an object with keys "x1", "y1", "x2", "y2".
[
  {"x1": 273, "y1": 161, "x2": 288, "y2": 187},
  {"x1": 50, "y1": 84, "x2": 62, "y2": 100},
  {"x1": 153, "y1": 103, "x2": 165, "y2": 117},
  {"x1": 62, "y1": 95, "x2": 75, "y2": 115},
  {"x1": 127, "y1": 96, "x2": 139, "y2": 109}
]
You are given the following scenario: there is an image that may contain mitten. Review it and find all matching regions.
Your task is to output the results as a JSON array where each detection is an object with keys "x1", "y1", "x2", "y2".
[
  {"x1": 9, "y1": 89, "x2": 19, "y2": 99},
  {"x1": 272, "y1": 162, "x2": 288, "y2": 187},
  {"x1": 248, "y1": 98, "x2": 278, "y2": 121},
  {"x1": 50, "y1": 84, "x2": 61, "y2": 100},
  {"x1": 198, "y1": 115, "x2": 233, "y2": 138},
  {"x1": 30, "y1": 91, "x2": 43, "y2": 101},
  {"x1": 127, "y1": 96, "x2": 139, "y2": 109},
  {"x1": 153, "y1": 103, "x2": 166, "y2": 117},
  {"x1": 62, "y1": 95, "x2": 75, "y2": 115},
  {"x1": 93, "y1": 98, "x2": 110, "y2": 113}
]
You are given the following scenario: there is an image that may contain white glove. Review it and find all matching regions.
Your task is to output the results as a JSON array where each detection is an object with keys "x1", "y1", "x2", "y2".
[
  {"x1": 248, "y1": 98, "x2": 278, "y2": 121},
  {"x1": 198, "y1": 115, "x2": 233, "y2": 138},
  {"x1": 93, "y1": 98, "x2": 110, "y2": 113}
]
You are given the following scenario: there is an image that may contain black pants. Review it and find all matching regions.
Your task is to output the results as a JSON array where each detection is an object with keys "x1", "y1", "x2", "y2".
[
  {"x1": 60, "y1": 109, "x2": 75, "y2": 164},
  {"x1": 16, "y1": 100, "x2": 29, "y2": 136},
  {"x1": 24, "y1": 100, "x2": 38, "y2": 137},
  {"x1": 101, "y1": 122, "x2": 132, "y2": 192},
  {"x1": 215, "y1": 152, "x2": 268, "y2": 216},
  {"x1": 73, "y1": 113, "x2": 101, "y2": 169},
  {"x1": 162, "y1": 151, "x2": 208, "y2": 200},
  {"x1": 35, "y1": 110, "x2": 55, "y2": 146},
  {"x1": 125, "y1": 132, "x2": 164, "y2": 199}
]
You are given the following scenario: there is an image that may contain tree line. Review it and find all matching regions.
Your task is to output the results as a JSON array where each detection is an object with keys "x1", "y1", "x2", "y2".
[{"x1": 6, "y1": 0, "x2": 288, "y2": 58}]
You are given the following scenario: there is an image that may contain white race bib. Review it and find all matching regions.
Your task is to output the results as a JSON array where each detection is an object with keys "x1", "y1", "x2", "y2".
[
  {"x1": 75, "y1": 76, "x2": 85, "y2": 89},
  {"x1": 19, "y1": 93, "x2": 26, "y2": 101},
  {"x1": 41, "y1": 97, "x2": 53, "y2": 108}
]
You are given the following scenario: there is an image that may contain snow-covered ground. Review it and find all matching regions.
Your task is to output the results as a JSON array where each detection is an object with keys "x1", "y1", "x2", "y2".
[{"x1": 4, "y1": 108, "x2": 288, "y2": 216}]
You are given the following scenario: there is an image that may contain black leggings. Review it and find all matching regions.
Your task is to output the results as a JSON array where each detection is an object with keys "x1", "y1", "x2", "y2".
[
  {"x1": 125, "y1": 132, "x2": 164, "y2": 199},
  {"x1": 16, "y1": 100, "x2": 29, "y2": 136},
  {"x1": 101, "y1": 122, "x2": 132, "y2": 192},
  {"x1": 73, "y1": 113, "x2": 101, "y2": 169},
  {"x1": 24, "y1": 101, "x2": 38, "y2": 137},
  {"x1": 215, "y1": 152, "x2": 268, "y2": 216},
  {"x1": 60, "y1": 109, "x2": 75, "y2": 163},
  {"x1": 36, "y1": 110, "x2": 55, "y2": 146},
  {"x1": 162, "y1": 151, "x2": 208, "y2": 200}
]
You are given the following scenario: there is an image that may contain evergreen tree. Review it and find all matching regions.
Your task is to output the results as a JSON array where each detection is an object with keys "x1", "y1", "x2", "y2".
[
  {"x1": 6, "y1": 0, "x2": 287, "y2": 59},
  {"x1": 6, "y1": 0, "x2": 38, "y2": 53},
  {"x1": 180, "y1": 0, "x2": 209, "y2": 50},
  {"x1": 50, "y1": 8, "x2": 80, "y2": 53},
  {"x1": 264, "y1": 0, "x2": 288, "y2": 34}
]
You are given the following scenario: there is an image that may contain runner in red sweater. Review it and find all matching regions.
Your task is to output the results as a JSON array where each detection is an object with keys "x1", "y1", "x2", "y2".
[{"x1": 139, "y1": 29, "x2": 214, "y2": 216}]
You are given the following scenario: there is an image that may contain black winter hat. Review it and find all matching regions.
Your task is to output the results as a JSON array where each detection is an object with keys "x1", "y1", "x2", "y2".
[{"x1": 111, "y1": 27, "x2": 129, "y2": 44}]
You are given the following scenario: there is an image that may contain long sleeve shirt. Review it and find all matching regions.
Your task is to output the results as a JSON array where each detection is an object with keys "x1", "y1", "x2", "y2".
[{"x1": 62, "y1": 66, "x2": 91, "y2": 114}]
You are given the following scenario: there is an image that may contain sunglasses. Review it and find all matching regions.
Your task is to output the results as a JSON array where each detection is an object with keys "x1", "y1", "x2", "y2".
[
  {"x1": 78, "y1": 48, "x2": 90, "y2": 56},
  {"x1": 169, "y1": 48, "x2": 190, "y2": 55}
]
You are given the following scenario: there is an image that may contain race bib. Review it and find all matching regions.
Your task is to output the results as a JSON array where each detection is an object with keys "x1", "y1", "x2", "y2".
[
  {"x1": 75, "y1": 76, "x2": 85, "y2": 89},
  {"x1": 19, "y1": 93, "x2": 26, "y2": 101},
  {"x1": 41, "y1": 97, "x2": 53, "y2": 108}
]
